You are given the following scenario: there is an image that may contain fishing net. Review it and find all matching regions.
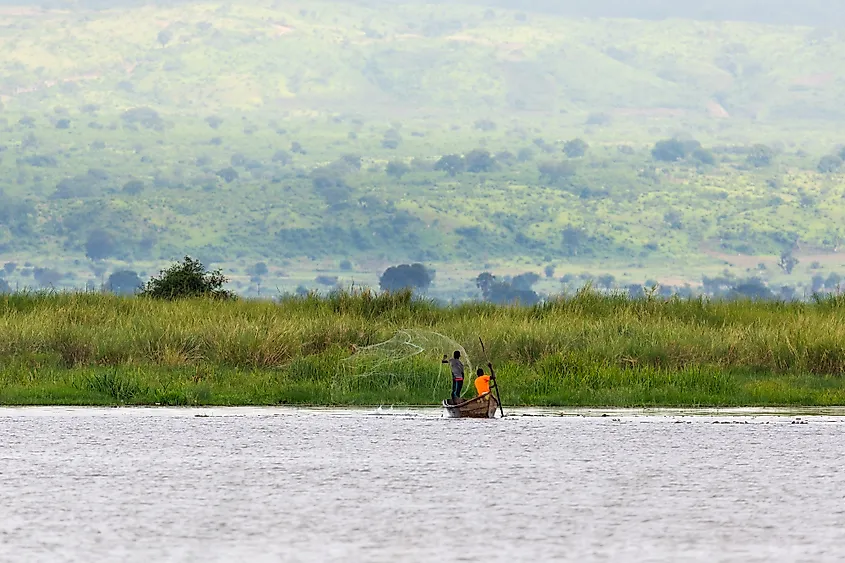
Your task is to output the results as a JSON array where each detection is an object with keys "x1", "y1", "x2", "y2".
[{"x1": 335, "y1": 329, "x2": 474, "y2": 402}]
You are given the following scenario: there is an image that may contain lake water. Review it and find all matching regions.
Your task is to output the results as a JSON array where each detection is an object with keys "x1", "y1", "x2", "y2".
[{"x1": 1, "y1": 407, "x2": 844, "y2": 562}]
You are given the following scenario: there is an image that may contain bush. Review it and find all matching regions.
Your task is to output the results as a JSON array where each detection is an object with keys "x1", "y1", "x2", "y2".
[
  {"x1": 216, "y1": 167, "x2": 239, "y2": 183},
  {"x1": 386, "y1": 160, "x2": 411, "y2": 178},
  {"x1": 141, "y1": 256, "x2": 234, "y2": 300},
  {"x1": 747, "y1": 144, "x2": 774, "y2": 168},
  {"x1": 34, "y1": 267, "x2": 63, "y2": 287},
  {"x1": 106, "y1": 270, "x2": 143, "y2": 295},
  {"x1": 251, "y1": 262, "x2": 268, "y2": 277},
  {"x1": 123, "y1": 180, "x2": 145, "y2": 195},
  {"x1": 85, "y1": 229, "x2": 118, "y2": 260},
  {"x1": 465, "y1": 149, "x2": 495, "y2": 173},
  {"x1": 434, "y1": 154, "x2": 465, "y2": 176},
  {"x1": 538, "y1": 161, "x2": 575, "y2": 184},
  {"x1": 692, "y1": 148, "x2": 716, "y2": 165},
  {"x1": 651, "y1": 138, "x2": 687, "y2": 162},
  {"x1": 563, "y1": 138, "x2": 589, "y2": 158},
  {"x1": 379, "y1": 263, "x2": 433, "y2": 292},
  {"x1": 818, "y1": 154, "x2": 843, "y2": 174}
]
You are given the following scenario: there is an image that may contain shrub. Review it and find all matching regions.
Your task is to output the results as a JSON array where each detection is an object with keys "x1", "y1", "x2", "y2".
[
  {"x1": 563, "y1": 138, "x2": 589, "y2": 158},
  {"x1": 747, "y1": 144, "x2": 774, "y2": 168},
  {"x1": 251, "y1": 262, "x2": 268, "y2": 276},
  {"x1": 141, "y1": 256, "x2": 234, "y2": 300},
  {"x1": 315, "y1": 275, "x2": 338, "y2": 286},
  {"x1": 216, "y1": 167, "x2": 239, "y2": 183},
  {"x1": 386, "y1": 160, "x2": 411, "y2": 178},
  {"x1": 85, "y1": 229, "x2": 118, "y2": 260},
  {"x1": 465, "y1": 149, "x2": 496, "y2": 173},
  {"x1": 818, "y1": 154, "x2": 843, "y2": 174},
  {"x1": 651, "y1": 138, "x2": 687, "y2": 162},
  {"x1": 434, "y1": 154, "x2": 465, "y2": 176},
  {"x1": 106, "y1": 270, "x2": 143, "y2": 294},
  {"x1": 379, "y1": 263, "x2": 433, "y2": 292},
  {"x1": 538, "y1": 160, "x2": 575, "y2": 184},
  {"x1": 34, "y1": 267, "x2": 63, "y2": 287},
  {"x1": 692, "y1": 148, "x2": 716, "y2": 165}
]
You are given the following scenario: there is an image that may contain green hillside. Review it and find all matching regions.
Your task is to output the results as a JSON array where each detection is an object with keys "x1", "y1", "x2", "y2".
[{"x1": 0, "y1": 0, "x2": 844, "y2": 296}]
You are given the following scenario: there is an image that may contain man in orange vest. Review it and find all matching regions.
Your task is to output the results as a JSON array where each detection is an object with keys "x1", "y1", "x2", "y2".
[{"x1": 474, "y1": 362, "x2": 496, "y2": 396}]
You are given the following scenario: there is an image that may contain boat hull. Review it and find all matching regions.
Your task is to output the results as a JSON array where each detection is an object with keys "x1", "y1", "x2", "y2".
[{"x1": 442, "y1": 392, "x2": 498, "y2": 419}]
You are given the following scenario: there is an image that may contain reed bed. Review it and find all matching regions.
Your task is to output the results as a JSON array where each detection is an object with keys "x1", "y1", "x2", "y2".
[{"x1": 1, "y1": 290, "x2": 845, "y2": 406}]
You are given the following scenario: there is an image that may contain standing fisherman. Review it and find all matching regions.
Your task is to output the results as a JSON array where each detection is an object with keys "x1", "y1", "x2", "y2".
[{"x1": 442, "y1": 350, "x2": 465, "y2": 404}]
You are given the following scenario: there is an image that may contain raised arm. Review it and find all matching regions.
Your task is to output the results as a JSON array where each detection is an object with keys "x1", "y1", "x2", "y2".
[{"x1": 487, "y1": 362, "x2": 496, "y2": 378}]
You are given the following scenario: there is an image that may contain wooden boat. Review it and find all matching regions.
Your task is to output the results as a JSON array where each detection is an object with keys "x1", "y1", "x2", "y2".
[{"x1": 442, "y1": 392, "x2": 498, "y2": 419}]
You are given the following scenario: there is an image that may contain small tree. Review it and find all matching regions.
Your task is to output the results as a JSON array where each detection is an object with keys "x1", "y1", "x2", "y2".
[
  {"x1": 538, "y1": 161, "x2": 575, "y2": 184},
  {"x1": 205, "y1": 115, "x2": 223, "y2": 129},
  {"x1": 379, "y1": 263, "x2": 433, "y2": 292},
  {"x1": 651, "y1": 139, "x2": 687, "y2": 162},
  {"x1": 465, "y1": 149, "x2": 495, "y2": 173},
  {"x1": 434, "y1": 154, "x2": 465, "y2": 177},
  {"x1": 141, "y1": 256, "x2": 234, "y2": 300},
  {"x1": 747, "y1": 144, "x2": 774, "y2": 168},
  {"x1": 106, "y1": 270, "x2": 143, "y2": 295},
  {"x1": 563, "y1": 138, "x2": 589, "y2": 158},
  {"x1": 216, "y1": 167, "x2": 239, "y2": 183},
  {"x1": 691, "y1": 148, "x2": 716, "y2": 165},
  {"x1": 818, "y1": 154, "x2": 843, "y2": 174},
  {"x1": 251, "y1": 262, "x2": 268, "y2": 277},
  {"x1": 85, "y1": 229, "x2": 118, "y2": 260},
  {"x1": 157, "y1": 30, "x2": 173, "y2": 46},
  {"x1": 386, "y1": 160, "x2": 411, "y2": 179}
]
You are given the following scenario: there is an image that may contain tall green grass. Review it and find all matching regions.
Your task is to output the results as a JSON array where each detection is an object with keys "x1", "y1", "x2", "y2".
[{"x1": 1, "y1": 289, "x2": 845, "y2": 406}]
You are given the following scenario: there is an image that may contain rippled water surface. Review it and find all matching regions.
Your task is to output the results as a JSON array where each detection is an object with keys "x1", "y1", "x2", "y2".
[{"x1": 1, "y1": 407, "x2": 844, "y2": 562}]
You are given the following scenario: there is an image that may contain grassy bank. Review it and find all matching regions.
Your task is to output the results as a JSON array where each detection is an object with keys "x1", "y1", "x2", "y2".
[{"x1": 2, "y1": 290, "x2": 845, "y2": 407}]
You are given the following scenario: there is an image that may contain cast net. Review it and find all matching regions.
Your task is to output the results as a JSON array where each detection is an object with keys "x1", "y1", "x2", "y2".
[{"x1": 335, "y1": 329, "x2": 474, "y2": 402}]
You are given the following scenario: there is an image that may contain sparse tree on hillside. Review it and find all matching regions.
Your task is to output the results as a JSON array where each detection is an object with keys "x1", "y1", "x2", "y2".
[
  {"x1": 692, "y1": 147, "x2": 716, "y2": 165},
  {"x1": 205, "y1": 115, "x2": 223, "y2": 129},
  {"x1": 157, "y1": 30, "x2": 173, "y2": 46},
  {"x1": 747, "y1": 144, "x2": 774, "y2": 168},
  {"x1": 34, "y1": 267, "x2": 62, "y2": 288},
  {"x1": 106, "y1": 270, "x2": 143, "y2": 295},
  {"x1": 538, "y1": 160, "x2": 575, "y2": 184},
  {"x1": 216, "y1": 167, "x2": 239, "y2": 183},
  {"x1": 465, "y1": 149, "x2": 495, "y2": 173},
  {"x1": 563, "y1": 138, "x2": 589, "y2": 158},
  {"x1": 85, "y1": 229, "x2": 118, "y2": 260},
  {"x1": 379, "y1": 263, "x2": 433, "y2": 292},
  {"x1": 651, "y1": 138, "x2": 687, "y2": 162},
  {"x1": 434, "y1": 154, "x2": 465, "y2": 177},
  {"x1": 818, "y1": 154, "x2": 843, "y2": 174},
  {"x1": 386, "y1": 160, "x2": 411, "y2": 179}
]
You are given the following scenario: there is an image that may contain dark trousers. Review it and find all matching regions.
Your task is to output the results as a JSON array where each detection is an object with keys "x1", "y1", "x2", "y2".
[{"x1": 451, "y1": 378, "x2": 464, "y2": 403}]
